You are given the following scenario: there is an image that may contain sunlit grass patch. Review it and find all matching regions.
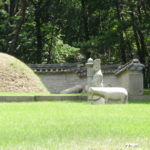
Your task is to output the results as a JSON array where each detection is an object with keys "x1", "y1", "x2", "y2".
[{"x1": 0, "y1": 100, "x2": 150, "y2": 149}]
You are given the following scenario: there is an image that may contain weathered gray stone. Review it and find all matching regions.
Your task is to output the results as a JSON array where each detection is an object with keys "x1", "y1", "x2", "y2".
[
  {"x1": 35, "y1": 95, "x2": 87, "y2": 101},
  {"x1": 85, "y1": 58, "x2": 94, "y2": 91},
  {"x1": 91, "y1": 59, "x2": 103, "y2": 87},
  {"x1": 118, "y1": 70, "x2": 144, "y2": 96},
  {"x1": 29, "y1": 59, "x2": 145, "y2": 97},
  {"x1": 129, "y1": 95, "x2": 150, "y2": 100},
  {"x1": 88, "y1": 87, "x2": 128, "y2": 104},
  {"x1": 60, "y1": 85, "x2": 83, "y2": 94},
  {"x1": 87, "y1": 59, "x2": 105, "y2": 103},
  {"x1": 0, "y1": 96, "x2": 35, "y2": 102},
  {"x1": 38, "y1": 72, "x2": 86, "y2": 93},
  {"x1": 0, "y1": 95, "x2": 87, "y2": 102},
  {"x1": 89, "y1": 98, "x2": 105, "y2": 104}
]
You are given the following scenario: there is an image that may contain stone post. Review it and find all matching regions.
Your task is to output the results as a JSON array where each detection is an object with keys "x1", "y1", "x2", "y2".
[
  {"x1": 118, "y1": 59, "x2": 145, "y2": 96},
  {"x1": 86, "y1": 58, "x2": 94, "y2": 91}
]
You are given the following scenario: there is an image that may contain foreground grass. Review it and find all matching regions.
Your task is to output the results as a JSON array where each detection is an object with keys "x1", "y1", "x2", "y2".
[{"x1": 0, "y1": 101, "x2": 150, "y2": 150}]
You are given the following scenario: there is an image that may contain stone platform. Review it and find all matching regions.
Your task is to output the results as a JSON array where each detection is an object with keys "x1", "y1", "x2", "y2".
[
  {"x1": 0, "y1": 95, "x2": 149, "y2": 102},
  {"x1": 0, "y1": 95, "x2": 87, "y2": 102}
]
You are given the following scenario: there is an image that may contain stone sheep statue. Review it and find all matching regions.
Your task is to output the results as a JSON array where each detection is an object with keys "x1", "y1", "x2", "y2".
[{"x1": 88, "y1": 87, "x2": 128, "y2": 104}]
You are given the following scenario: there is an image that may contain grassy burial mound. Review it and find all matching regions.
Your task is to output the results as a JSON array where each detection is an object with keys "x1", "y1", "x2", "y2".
[{"x1": 0, "y1": 53, "x2": 48, "y2": 93}]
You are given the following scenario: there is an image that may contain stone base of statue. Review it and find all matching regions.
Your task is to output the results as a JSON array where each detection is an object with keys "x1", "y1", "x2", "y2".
[
  {"x1": 86, "y1": 58, "x2": 128, "y2": 104},
  {"x1": 88, "y1": 96, "x2": 105, "y2": 104}
]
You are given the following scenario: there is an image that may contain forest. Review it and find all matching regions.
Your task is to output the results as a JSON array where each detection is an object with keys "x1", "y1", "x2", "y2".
[{"x1": 0, "y1": 0, "x2": 150, "y2": 86}]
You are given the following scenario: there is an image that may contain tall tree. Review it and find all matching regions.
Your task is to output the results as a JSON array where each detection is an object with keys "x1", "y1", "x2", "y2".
[
  {"x1": 115, "y1": 0, "x2": 127, "y2": 63},
  {"x1": 8, "y1": 0, "x2": 27, "y2": 56},
  {"x1": 30, "y1": 0, "x2": 43, "y2": 63}
]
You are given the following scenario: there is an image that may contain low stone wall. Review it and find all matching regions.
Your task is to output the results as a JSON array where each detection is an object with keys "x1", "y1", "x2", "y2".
[
  {"x1": 37, "y1": 72, "x2": 86, "y2": 93},
  {"x1": 29, "y1": 63, "x2": 120, "y2": 93},
  {"x1": 103, "y1": 73, "x2": 120, "y2": 87},
  {"x1": 0, "y1": 95, "x2": 87, "y2": 102},
  {"x1": 29, "y1": 59, "x2": 145, "y2": 96},
  {"x1": 0, "y1": 95, "x2": 149, "y2": 102},
  {"x1": 129, "y1": 95, "x2": 150, "y2": 100},
  {"x1": 37, "y1": 72, "x2": 120, "y2": 93}
]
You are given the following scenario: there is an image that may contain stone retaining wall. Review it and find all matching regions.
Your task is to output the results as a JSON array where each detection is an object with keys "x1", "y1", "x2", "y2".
[
  {"x1": 0, "y1": 95, "x2": 87, "y2": 102},
  {"x1": 28, "y1": 59, "x2": 145, "y2": 96},
  {"x1": 29, "y1": 63, "x2": 120, "y2": 93},
  {"x1": 37, "y1": 72, "x2": 86, "y2": 93},
  {"x1": 0, "y1": 95, "x2": 149, "y2": 102}
]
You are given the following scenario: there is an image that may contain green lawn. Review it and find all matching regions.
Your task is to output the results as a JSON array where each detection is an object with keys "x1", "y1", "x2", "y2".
[
  {"x1": 144, "y1": 89, "x2": 150, "y2": 95},
  {"x1": 0, "y1": 101, "x2": 150, "y2": 150}
]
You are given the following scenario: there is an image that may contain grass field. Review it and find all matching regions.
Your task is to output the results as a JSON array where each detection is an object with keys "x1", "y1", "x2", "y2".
[{"x1": 0, "y1": 100, "x2": 150, "y2": 150}]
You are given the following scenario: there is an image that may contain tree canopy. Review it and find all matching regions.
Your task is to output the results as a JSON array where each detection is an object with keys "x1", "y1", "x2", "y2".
[{"x1": 0, "y1": 0, "x2": 149, "y2": 66}]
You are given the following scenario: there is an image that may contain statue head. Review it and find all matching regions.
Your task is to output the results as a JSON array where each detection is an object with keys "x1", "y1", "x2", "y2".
[{"x1": 93, "y1": 59, "x2": 101, "y2": 73}]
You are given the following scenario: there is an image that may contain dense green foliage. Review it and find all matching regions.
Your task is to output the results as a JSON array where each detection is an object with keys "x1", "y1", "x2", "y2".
[
  {"x1": 0, "y1": 0, "x2": 150, "y2": 87},
  {"x1": 0, "y1": 101, "x2": 150, "y2": 149},
  {"x1": 0, "y1": 0, "x2": 149, "y2": 64}
]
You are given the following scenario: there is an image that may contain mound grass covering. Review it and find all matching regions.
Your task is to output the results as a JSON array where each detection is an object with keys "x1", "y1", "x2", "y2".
[
  {"x1": 0, "y1": 53, "x2": 48, "y2": 93},
  {"x1": 0, "y1": 101, "x2": 150, "y2": 150}
]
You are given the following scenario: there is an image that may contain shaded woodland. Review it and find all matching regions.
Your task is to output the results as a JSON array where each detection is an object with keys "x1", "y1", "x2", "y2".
[{"x1": 0, "y1": 0, "x2": 150, "y2": 87}]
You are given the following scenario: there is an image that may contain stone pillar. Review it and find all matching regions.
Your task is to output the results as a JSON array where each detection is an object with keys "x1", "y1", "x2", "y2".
[
  {"x1": 118, "y1": 59, "x2": 145, "y2": 96},
  {"x1": 86, "y1": 58, "x2": 94, "y2": 91}
]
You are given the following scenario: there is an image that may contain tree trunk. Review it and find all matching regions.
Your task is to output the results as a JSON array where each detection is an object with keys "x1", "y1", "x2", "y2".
[
  {"x1": 121, "y1": 14, "x2": 133, "y2": 60},
  {"x1": 124, "y1": 31, "x2": 133, "y2": 61},
  {"x1": 35, "y1": 2, "x2": 42, "y2": 64},
  {"x1": 137, "y1": 30, "x2": 147, "y2": 63},
  {"x1": 115, "y1": 0, "x2": 126, "y2": 63},
  {"x1": 81, "y1": 0, "x2": 89, "y2": 41},
  {"x1": 8, "y1": 0, "x2": 27, "y2": 55},
  {"x1": 47, "y1": 26, "x2": 54, "y2": 64},
  {"x1": 9, "y1": 0, "x2": 17, "y2": 16},
  {"x1": 81, "y1": 0, "x2": 90, "y2": 59},
  {"x1": 136, "y1": 4, "x2": 147, "y2": 64},
  {"x1": 130, "y1": 7, "x2": 147, "y2": 64},
  {"x1": 130, "y1": 11, "x2": 141, "y2": 59}
]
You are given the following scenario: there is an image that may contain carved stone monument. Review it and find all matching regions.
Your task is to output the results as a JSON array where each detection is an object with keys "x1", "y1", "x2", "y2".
[
  {"x1": 91, "y1": 59, "x2": 103, "y2": 87},
  {"x1": 86, "y1": 58, "x2": 105, "y2": 104},
  {"x1": 88, "y1": 87, "x2": 128, "y2": 104},
  {"x1": 87, "y1": 58, "x2": 128, "y2": 104},
  {"x1": 86, "y1": 58, "x2": 94, "y2": 91},
  {"x1": 116, "y1": 58, "x2": 145, "y2": 96}
]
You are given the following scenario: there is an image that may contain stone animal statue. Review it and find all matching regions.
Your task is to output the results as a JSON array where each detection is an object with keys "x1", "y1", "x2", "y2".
[
  {"x1": 88, "y1": 59, "x2": 105, "y2": 104},
  {"x1": 88, "y1": 87, "x2": 128, "y2": 103}
]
